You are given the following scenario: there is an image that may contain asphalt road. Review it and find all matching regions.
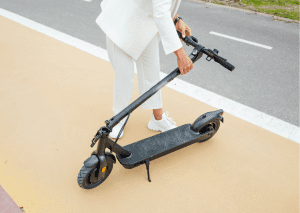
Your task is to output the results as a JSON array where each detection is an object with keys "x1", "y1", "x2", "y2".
[{"x1": 0, "y1": 0, "x2": 299, "y2": 127}]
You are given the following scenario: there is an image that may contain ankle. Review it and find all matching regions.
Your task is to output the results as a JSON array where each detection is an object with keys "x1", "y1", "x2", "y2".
[
  {"x1": 153, "y1": 108, "x2": 163, "y2": 119},
  {"x1": 154, "y1": 114, "x2": 162, "y2": 120}
]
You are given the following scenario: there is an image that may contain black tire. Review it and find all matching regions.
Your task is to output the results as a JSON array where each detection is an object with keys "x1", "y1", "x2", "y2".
[
  {"x1": 198, "y1": 118, "x2": 220, "y2": 143},
  {"x1": 78, "y1": 160, "x2": 113, "y2": 189}
]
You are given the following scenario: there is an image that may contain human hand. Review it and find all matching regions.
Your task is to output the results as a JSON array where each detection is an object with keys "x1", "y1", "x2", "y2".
[
  {"x1": 175, "y1": 19, "x2": 192, "y2": 41},
  {"x1": 174, "y1": 47, "x2": 193, "y2": 75}
]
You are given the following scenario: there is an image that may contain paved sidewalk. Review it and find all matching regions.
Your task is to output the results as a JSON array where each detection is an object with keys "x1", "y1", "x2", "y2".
[
  {"x1": 0, "y1": 14, "x2": 299, "y2": 213},
  {"x1": 0, "y1": 184, "x2": 21, "y2": 213}
]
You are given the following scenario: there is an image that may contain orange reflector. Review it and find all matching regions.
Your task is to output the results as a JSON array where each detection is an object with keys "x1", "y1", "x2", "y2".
[{"x1": 102, "y1": 167, "x2": 106, "y2": 173}]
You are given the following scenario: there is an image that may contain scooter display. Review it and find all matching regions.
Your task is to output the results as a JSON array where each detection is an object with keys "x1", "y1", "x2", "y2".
[{"x1": 78, "y1": 30, "x2": 235, "y2": 189}]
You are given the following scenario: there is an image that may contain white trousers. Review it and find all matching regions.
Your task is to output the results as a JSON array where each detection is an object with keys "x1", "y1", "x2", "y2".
[{"x1": 106, "y1": 33, "x2": 163, "y2": 121}]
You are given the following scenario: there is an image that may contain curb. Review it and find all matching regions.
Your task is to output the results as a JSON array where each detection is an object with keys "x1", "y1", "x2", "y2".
[{"x1": 188, "y1": 0, "x2": 300, "y2": 24}]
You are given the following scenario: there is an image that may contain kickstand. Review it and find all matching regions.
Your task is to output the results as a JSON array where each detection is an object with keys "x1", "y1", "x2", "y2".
[{"x1": 145, "y1": 159, "x2": 151, "y2": 182}]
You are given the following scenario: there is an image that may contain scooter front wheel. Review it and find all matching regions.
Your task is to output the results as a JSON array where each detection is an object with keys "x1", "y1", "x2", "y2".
[{"x1": 78, "y1": 160, "x2": 113, "y2": 189}]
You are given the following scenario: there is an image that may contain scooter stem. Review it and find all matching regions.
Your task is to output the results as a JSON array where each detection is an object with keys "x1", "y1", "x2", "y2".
[
  {"x1": 100, "y1": 30, "x2": 234, "y2": 137},
  {"x1": 105, "y1": 48, "x2": 202, "y2": 132}
]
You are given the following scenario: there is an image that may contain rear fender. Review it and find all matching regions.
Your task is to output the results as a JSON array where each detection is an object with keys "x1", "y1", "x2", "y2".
[{"x1": 191, "y1": 109, "x2": 224, "y2": 132}]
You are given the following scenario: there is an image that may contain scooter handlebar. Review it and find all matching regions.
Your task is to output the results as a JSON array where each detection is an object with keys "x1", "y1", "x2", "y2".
[
  {"x1": 214, "y1": 55, "x2": 235, "y2": 71},
  {"x1": 176, "y1": 30, "x2": 235, "y2": 72}
]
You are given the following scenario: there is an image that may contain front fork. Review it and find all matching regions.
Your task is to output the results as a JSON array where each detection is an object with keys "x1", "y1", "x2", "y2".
[
  {"x1": 91, "y1": 130, "x2": 110, "y2": 180},
  {"x1": 85, "y1": 127, "x2": 131, "y2": 180}
]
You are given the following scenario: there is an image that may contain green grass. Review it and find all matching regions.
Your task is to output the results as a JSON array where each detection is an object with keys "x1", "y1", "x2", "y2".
[
  {"x1": 244, "y1": 0, "x2": 299, "y2": 6},
  {"x1": 240, "y1": 0, "x2": 300, "y2": 20},
  {"x1": 259, "y1": 8, "x2": 299, "y2": 19},
  {"x1": 214, "y1": 2, "x2": 225, "y2": 5}
]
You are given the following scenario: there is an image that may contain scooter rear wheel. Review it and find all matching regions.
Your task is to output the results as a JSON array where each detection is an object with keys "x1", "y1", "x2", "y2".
[
  {"x1": 78, "y1": 160, "x2": 113, "y2": 189},
  {"x1": 198, "y1": 118, "x2": 220, "y2": 143}
]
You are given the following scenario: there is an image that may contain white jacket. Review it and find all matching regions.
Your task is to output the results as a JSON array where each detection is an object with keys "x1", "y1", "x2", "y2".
[{"x1": 95, "y1": 0, "x2": 183, "y2": 61}]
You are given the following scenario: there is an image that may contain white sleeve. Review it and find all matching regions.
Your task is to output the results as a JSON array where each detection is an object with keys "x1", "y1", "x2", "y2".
[
  {"x1": 152, "y1": 0, "x2": 183, "y2": 55},
  {"x1": 100, "y1": 0, "x2": 109, "y2": 11}
]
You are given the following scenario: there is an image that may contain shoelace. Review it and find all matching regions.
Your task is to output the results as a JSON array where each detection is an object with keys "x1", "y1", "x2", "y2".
[{"x1": 164, "y1": 111, "x2": 176, "y2": 126}]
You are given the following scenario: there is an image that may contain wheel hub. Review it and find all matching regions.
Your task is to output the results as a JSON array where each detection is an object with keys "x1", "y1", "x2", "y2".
[
  {"x1": 199, "y1": 123, "x2": 215, "y2": 135},
  {"x1": 89, "y1": 166, "x2": 105, "y2": 184}
]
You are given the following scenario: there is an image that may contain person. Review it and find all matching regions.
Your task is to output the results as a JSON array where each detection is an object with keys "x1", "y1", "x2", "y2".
[{"x1": 95, "y1": 0, "x2": 193, "y2": 139}]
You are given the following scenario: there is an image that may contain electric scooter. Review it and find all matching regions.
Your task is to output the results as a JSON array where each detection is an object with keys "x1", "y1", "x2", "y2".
[{"x1": 78, "y1": 30, "x2": 235, "y2": 189}]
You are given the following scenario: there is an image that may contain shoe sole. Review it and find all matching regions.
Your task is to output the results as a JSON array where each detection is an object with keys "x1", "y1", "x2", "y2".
[
  {"x1": 148, "y1": 121, "x2": 164, "y2": 133},
  {"x1": 110, "y1": 134, "x2": 123, "y2": 139}
]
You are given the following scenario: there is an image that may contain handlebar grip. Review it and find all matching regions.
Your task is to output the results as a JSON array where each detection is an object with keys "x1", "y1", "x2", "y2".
[
  {"x1": 176, "y1": 30, "x2": 198, "y2": 47},
  {"x1": 214, "y1": 57, "x2": 235, "y2": 71}
]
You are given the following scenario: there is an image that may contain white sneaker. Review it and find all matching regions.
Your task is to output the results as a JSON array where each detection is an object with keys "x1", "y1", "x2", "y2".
[
  {"x1": 148, "y1": 111, "x2": 177, "y2": 133},
  {"x1": 110, "y1": 117, "x2": 127, "y2": 139}
]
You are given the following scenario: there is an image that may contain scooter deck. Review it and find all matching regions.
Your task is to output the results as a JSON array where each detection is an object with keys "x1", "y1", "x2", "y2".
[{"x1": 117, "y1": 124, "x2": 201, "y2": 169}]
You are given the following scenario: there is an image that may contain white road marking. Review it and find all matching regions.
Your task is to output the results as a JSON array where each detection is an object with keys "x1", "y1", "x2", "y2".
[
  {"x1": 0, "y1": 8, "x2": 298, "y2": 143},
  {"x1": 210, "y1": 31, "x2": 273, "y2": 49}
]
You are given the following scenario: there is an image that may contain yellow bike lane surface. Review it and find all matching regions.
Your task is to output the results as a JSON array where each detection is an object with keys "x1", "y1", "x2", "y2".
[{"x1": 0, "y1": 15, "x2": 299, "y2": 213}]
